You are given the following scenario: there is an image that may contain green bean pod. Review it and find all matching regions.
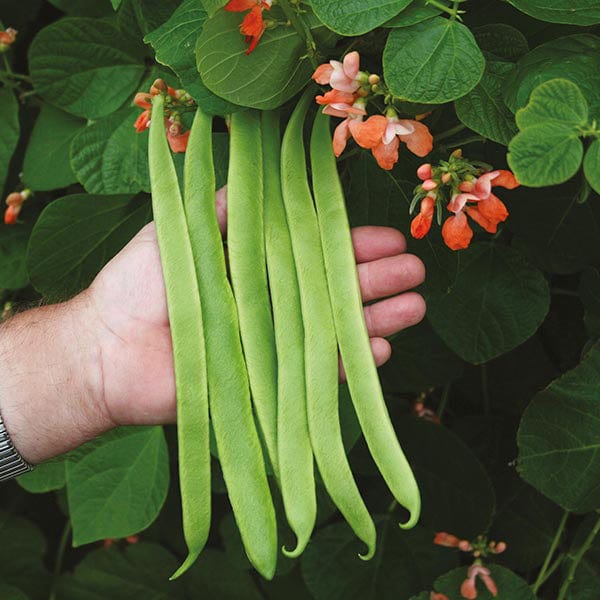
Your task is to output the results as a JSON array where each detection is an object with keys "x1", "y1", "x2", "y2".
[
  {"x1": 228, "y1": 110, "x2": 279, "y2": 477},
  {"x1": 280, "y1": 91, "x2": 376, "y2": 559},
  {"x1": 148, "y1": 95, "x2": 210, "y2": 579},
  {"x1": 184, "y1": 107, "x2": 278, "y2": 579},
  {"x1": 310, "y1": 110, "x2": 421, "y2": 528},
  {"x1": 262, "y1": 110, "x2": 316, "y2": 557}
]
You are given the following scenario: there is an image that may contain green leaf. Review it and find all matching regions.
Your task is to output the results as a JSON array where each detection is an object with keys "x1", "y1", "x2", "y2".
[
  {"x1": 201, "y1": 0, "x2": 227, "y2": 17},
  {"x1": 455, "y1": 61, "x2": 518, "y2": 146},
  {"x1": 311, "y1": 0, "x2": 412, "y2": 35},
  {"x1": 383, "y1": 18, "x2": 485, "y2": 104},
  {"x1": 0, "y1": 87, "x2": 19, "y2": 195},
  {"x1": 23, "y1": 104, "x2": 85, "y2": 191},
  {"x1": 48, "y1": 0, "x2": 113, "y2": 17},
  {"x1": 197, "y1": 9, "x2": 334, "y2": 109},
  {"x1": 383, "y1": 0, "x2": 441, "y2": 28},
  {"x1": 67, "y1": 427, "x2": 169, "y2": 546},
  {"x1": 508, "y1": 123, "x2": 584, "y2": 187},
  {"x1": 504, "y1": 34, "x2": 600, "y2": 121},
  {"x1": 508, "y1": 0, "x2": 600, "y2": 25},
  {"x1": 0, "y1": 511, "x2": 50, "y2": 600},
  {"x1": 0, "y1": 224, "x2": 31, "y2": 290},
  {"x1": 584, "y1": 139, "x2": 600, "y2": 195},
  {"x1": 517, "y1": 341, "x2": 600, "y2": 512},
  {"x1": 71, "y1": 107, "x2": 150, "y2": 195},
  {"x1": 516, "y1": 78, "x2": 589, "y2": 130},
  {"x1": 27, "y1": 193, "x2": 150, "y2": 299},
  {"x1": 145, "y1": 0, "x2": 241, "y2": 115},
  {"x1": 380, "y1": 320, "x2": 463, "y2": 393},
  {"x1": 490, "y1": 473, "x2": 566, "y2": 571},
  {"x1": 17, "y1": 459, "x2": 66, "y2": 494},
  {"x1": 112, "y1": 0, "x2": 123, "y2": 9},
  {"x1": 57, "y1": 543, "x2": 186, "y2": 600},
  {"x1": 395, "y1": 417, "x2": 496, "y2": 538},
  {"x1": 425, "y1": 243, "x2": 550, "y2": 364},
  {"x1": 130, "y1": 0, "x2": 181, "y2": 36},
  {"x1": 29, "y1": 18, "x2": 146, "y2": 119},
  {"x1": 434, "y1": 565, "x2": 536, "y2": 599},
  {"x1": 473, "y1": 23, "x2": 529, "y2": 61},
  {"x1": 301, "y1": 519, "x2": 458, "y2": 600},
  {"x1": 0, "y1": 584, "x2": 28, "y2": 600}
]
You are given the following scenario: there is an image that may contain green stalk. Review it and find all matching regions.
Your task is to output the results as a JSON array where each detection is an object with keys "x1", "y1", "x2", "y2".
[
  {"x1": 532, "y1": 510, "x2": 569, "y2": 594},
  {"x1": 48, "y1": 520, "x2": 72, "y2": 600},
  {"x1": 277, "y1": 0, "x2": 319, "y2": 68}
]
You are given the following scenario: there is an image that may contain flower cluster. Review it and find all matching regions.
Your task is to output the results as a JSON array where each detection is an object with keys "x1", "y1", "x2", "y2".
[
  {"x1": 410, "y1": 150, "x2": 519, "y2": 250},
  {"x1": 0, "y1": 28, "x2": 17, "y2": 52},
  {"x1": 4, "y1": 189, "x2": 31, "y2": 225},
  {"x1": 434, "y1": 531, "x2": 507, "y2": 599},
  {"x1": 312, "y1": 51, "x2": 433, "y2": 171},
  {"x1": 133, "y1": 79, "x2": 195, "y2": 153},
  {"x1": 225, "y1": 0, "x2": 272, "y2": 54}
]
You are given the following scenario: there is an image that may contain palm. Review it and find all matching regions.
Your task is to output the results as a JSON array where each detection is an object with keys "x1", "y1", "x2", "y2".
[{"x1": 89, "y1": 218, "x2": 425, "y2": 427}]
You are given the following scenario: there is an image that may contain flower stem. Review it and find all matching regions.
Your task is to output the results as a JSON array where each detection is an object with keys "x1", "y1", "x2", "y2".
[
  {"x1": 532, "y1": 510, "x2": 569, "y2": 594},
  {"x1": 278, "y1": 0, "x2": 319, "y2": 69},
  {"x1": 435, "y1": 123, "x2": 467, "y2": 143},
  {"x1": 48, "y1": 519, "x2": 72, "y2": 600},
  {"x1": 557, "y1": 511, "x2": 600, "y2": 600}
]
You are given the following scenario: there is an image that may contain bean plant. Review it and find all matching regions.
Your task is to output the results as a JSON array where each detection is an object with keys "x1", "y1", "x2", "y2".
[{"x1": 0, "y1": 1, "x2": 600, "y2": 599}]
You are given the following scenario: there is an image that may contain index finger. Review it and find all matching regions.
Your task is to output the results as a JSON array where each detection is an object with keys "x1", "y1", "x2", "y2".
[{"x1": 351, "y1": 226, "x2": 407, "y2": 263}]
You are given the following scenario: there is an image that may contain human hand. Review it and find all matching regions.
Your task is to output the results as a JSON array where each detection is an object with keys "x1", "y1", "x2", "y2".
[{"x1": 89, "y1": 187, "x2": 426, "y2": 427}]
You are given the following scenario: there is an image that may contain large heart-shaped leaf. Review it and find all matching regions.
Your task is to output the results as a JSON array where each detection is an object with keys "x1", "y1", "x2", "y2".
[
  {"x1": 27, "y1": 193, "x2": 151, "y2": 299},
  {"x1": 311, "y1": 0, "x2": 412, "y2": 35},
  {"x1": 301, "y1": 519, "x2": 457, "y2": 600},
  {"x1": 67, "y1": 427, "x2": 169, "y2": 546},
  {"x1": 424, "y1": 243, "x2": 550, "y2": 364},
  {"x1": 383, "y1": 17, "x2": 485, "y2": 104},
  {"x1": 18, "y1": 459, "x2": 66, "y2": 494},
  {"x1": 0, "y1": 224, "x2": 32, "y2": 290},
  {"x1": 517, "y1": 341, "x2": 600, "y2": 512},
  {"x1": 0, "y1": 87, "x2": 19, "y2": 194},
  {"x1": 383, "y1": 0, "x2": 441, "y2": 28},
  {"x1": 473, "y1": 23, "x2": 529, "y2": 61},
  {"x1": 508, "y1": 0, "x2": 600, "y2": 25},
  {"x1": 29, "y1": 18, "x2": 146, "y2": 119}
]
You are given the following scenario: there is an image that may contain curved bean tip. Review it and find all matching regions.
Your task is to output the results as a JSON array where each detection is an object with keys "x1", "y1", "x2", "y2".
[
  {"x1": 397, "y1": 506, "x2": 421, "y2": 530},
  {"x1": 358, "y1": 542, "x2": 376, "y2": 561},
  {"x1": 169, "y1": 552, "x2": 198, "y2": 580},
  {"x1": 281, "y1": 537, "x2": 309, "y2": 559}
]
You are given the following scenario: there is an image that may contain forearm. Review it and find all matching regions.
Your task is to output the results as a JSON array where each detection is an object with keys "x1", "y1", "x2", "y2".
[{"x1": 0, "y1": 292, "x2": 113, "y2": 464}]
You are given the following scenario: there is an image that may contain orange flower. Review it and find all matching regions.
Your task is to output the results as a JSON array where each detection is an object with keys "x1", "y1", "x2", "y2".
[
  {"x1": 134, "y1": 109, "x2": 151, "y2": 133},
  {"x1": 225, "y1": 0, "x2": 272, "y2": 55},
  {"x1": 0, "y1": 28, "x2": 17, "y2": 50},
  {"x1": 442, "y1": 210, "x2": 473, "y2": 251},
  {"x1": 411, "y1": 194, "x2": 435, "y2": 239},
  {"x1": 431, "y1": 594, "x2": 449, "y2": 600},
  {"x1": 312, "y1": 51, "x2": 362, "y2": 93},
  {"x1": 4, "y1": 190, "x2": 30, "y2": 225},
  {"x1": 371, "y1": 116, "x2": 433, "y2": 170},
  {"x1": 460, "y1": 563, "x2": 498, "y2": 599},
  {"x1": 433, "y1": 532, "x2": 462, "y2": 548},
  {"x1": 166, "y1": 120, "x2": 190, "y2": 153}
]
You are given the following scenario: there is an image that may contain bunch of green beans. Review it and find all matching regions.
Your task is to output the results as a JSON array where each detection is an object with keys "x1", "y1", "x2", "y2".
[{"x1": 147, "y1": 91, "x2": 420, "y2": 581}]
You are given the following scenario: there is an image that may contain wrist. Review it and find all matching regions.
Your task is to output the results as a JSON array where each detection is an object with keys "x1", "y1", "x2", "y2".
[{"x1": 0, "y1": 292, "x2": 115, "y2": 463}]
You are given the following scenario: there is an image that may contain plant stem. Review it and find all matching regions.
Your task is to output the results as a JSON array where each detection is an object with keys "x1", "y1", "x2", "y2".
[
  {"x1": 437, "y1": 383, "x2": 451, "y2": 418},
  {"x1": 48, "y1": 520, "x2": 72, "y2": 600},
  {"x1": 532, "y1": 510, "x2": 569, "y2": 594},
  {"x1": 278, "y1": 0, "x2": 319, "y2": 69},
  {"x1": 557, "y1": 511, "x2": 600, "y2": 600},
  {"x1": 435, "y1": 123, "x2": 467, "y2": 143},
  {"x1": 425, "y1": 0, "x2": 455, "y2": 17}
]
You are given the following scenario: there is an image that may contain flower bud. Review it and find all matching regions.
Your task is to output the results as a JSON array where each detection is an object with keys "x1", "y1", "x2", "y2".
[
  {"x1": 150, "y1": 78, "x2": 167, "y2": 96},
  {"x1": 441, "y1": 172, "x2": 452, "y2": 184},
  {"x1": 5, "y1": 192, "x2": 23, "y2": 207},
  {"x1": 422, "y1": 179, "x2": 437, "y2": 191},
  {"x1": 493, "y1": 541, "x2": 507, "y2": 554},
  {"x1": 451, "y1": 148, "x2": 463, "y2": 158},
  {"x1": 417, "y1": 163, "x2": 432, "y2": 181},
  {"x1": 368, "y1": 73, "x2": 380, "y2": 85},
  {"x1": 458, "y1": 540, "x2": 473, "y2": 552}
]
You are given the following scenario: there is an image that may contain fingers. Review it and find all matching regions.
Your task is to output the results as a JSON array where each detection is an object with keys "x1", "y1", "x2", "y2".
[
  {"x1": 339, "y1": 337, "x2": 392, "y2": 381},
  {"x1": 351, "y1": 226, "x2": 407, "y2": 263},
  {"x1": 363, "y1": 292, "x2": 426, "y2": 338},
  {"x1": 358, "y1": 253, "x2": 425, "y2": 303}
]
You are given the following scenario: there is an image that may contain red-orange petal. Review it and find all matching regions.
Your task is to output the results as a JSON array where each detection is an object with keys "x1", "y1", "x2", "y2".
[
  {"x1": 465, "y1": 205, "x2": 494, "y2": 233},
  {"x1": 312, "y1": 63, "x2": 334, "y2": 85},
  {"x1": 493, "y1": 169, "x2": 519, "y2": 189},
  {"x1": 398, "y1": 120, "x2": 433, "y2": 157},
  {"x1": 348, "y1": 115, "x2": 387, "y2": 149},
  {"x1": 460, "y1": 579, "x2": 477, "y2": 600},
  {"x1": 133, "y1": 92, "x2": 152, "y2": 109},
  {"x1": 372, "y1": 137, "x2": 399, "y2": 170},
  {"x1": 468, "y1": 194, "x2": 509, "y2": 233},
  {"x1": 240, "y1": 5, "x2": 264, "y2": 36},
  {"x1": 481, "y1": 573, "x2": 498, "y2": 597},
  {"x1": 315, "y1": 89, "x2": 355, "y2": 106},
  {"x1": 333, "y1": 118, "x2": 351, "y2": 157},
  {"x1": 441, "y1": 212, "x2": 473, "y2": 250},
  {"x1": 433, "y1": 532, "x2": 461, "y2": 547},
  {"x1": 4, "y1": 205, "x2": 20, "y2": 225},
  {"x1": 225, "y1": 0, "x2": 257, "y2": 11},
  {"x1": 167, "y1": 129, "x2": 190, "y2": 153},
  {"x1": 134, "y1": 110, "x2": 151, "y2": 133}
]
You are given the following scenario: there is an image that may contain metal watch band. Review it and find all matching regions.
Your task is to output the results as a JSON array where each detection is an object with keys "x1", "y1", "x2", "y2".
[{"x1": 0, "y1": 413, "x2": 33, "y2": 483}]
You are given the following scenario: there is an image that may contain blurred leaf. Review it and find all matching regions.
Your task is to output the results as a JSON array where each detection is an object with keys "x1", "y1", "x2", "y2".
[
  {"x1": 27, "y1": 193, "x2": 150, "y2": 300},
  {"x1": 584, "y1": 139, "x2": 600, "y2": 195},
  {"x1": 0, "y1": 88, "x2": 19, "y2": 195},
  {"x1": 57, "y1": 543, "x2": 186, "y2": 599},
  {"x1": 145, "y1": 0, "x2": 241, "y2": 115},
  {"x1": 71, "y1": 107, "x2": 150, "y2": 195},
  {"x1": 48, "y1": 0, "x2": 113, "y2": 17},
  {"x1": 201, "y1": 0, "x2": 227, "y2": 17},
  {"x1": 383, "y1": 18, "x2": 485, "y2": 104},
  {"x1": 0, "y1": 224, "x2": 31, "y2": 290},
  {"x1": 433, "y1": 565, "x2": 536, "y2": 599},
  {"x1": 424, "y1": 243, "x2": 550, "y2": 364},
  {"x1": 0, "y1": 584, "x2": 28, "y2": 600},
  {"x1": 67, "y1": 427, "x2": 169, "y2": 546},
  {"x1": 301, "y1": 518, "x2": 458, "y2": 600},
  {"x1": 508, "y1": 0, "x2": 600, "y2": 25},
  {"x1": 473, "y1": 23, "x2": 529, "y2": 60},
  {"x1": 0, "y1": 512, "x2": 50, "y2": 600},
  {"x1": 29, "y1": 18, "x2": 146, "y2": 119},
  {"x1": 311, "y1": 0, "x2": 412, "y2": 35},
  {"x1": 518, "y1": 341, "x2": 600, "y2": 512},
  {"x1": 17, "y1": 459, "x2": 66, "y2": 494},
  {"x1": 383, "y1": 0, "x2": 441, "y2": 28},
  {"x1": 23, "y1": 105, "x2": 85, "y2": 191},
  {"x1": 130, "y1": 0, "x2": 180, "y2": 35},
  {"x1": 455, "y1": 61, "x2": 518, "y2": 146}
]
